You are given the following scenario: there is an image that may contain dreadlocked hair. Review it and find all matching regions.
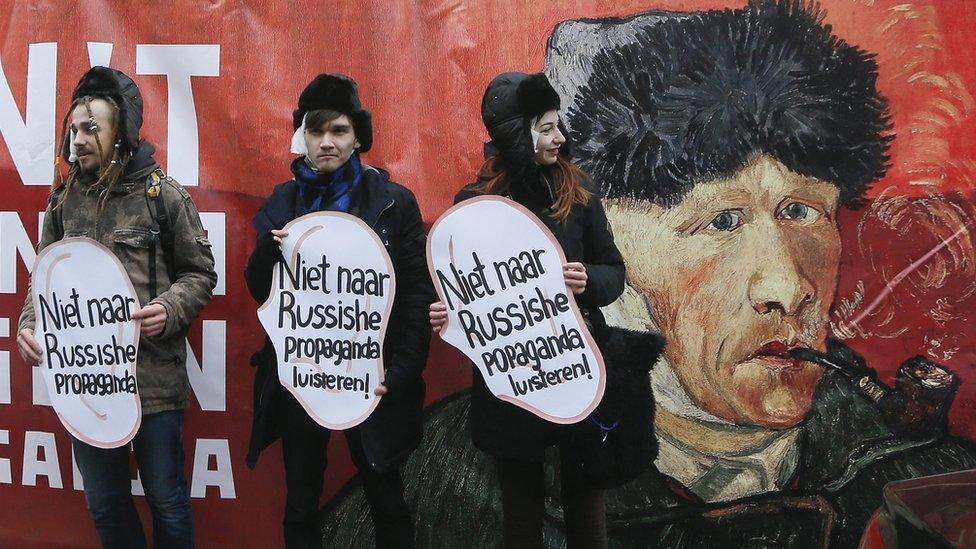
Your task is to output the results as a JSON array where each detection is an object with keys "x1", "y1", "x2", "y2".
[
  {"x1": 473, "y1": 155, "x2": 591, "y2": 221},
  {"x1": 52, "y1": 95, "x2": 130, "y2": 211}
]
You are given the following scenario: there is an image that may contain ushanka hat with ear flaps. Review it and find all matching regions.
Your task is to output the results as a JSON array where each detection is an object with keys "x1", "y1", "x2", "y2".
[
  {"x1": 292, "y1": 73, "x2": 373, "y2": 153},
  {"x1": 63, "y1": 66, "x2": 144, "y2": 160},
  {"x1": 554, "y1": 0, "x2": 892, "y2": 207},
  {"x1": 481, "y1": 71, "x2": 571, "y2": 171}
]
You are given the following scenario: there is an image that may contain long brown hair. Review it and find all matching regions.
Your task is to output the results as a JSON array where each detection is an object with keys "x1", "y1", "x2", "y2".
[
  {"x1": 473, "y1": 155, "x2": 591, "y2": 221},
  {"x1": 52, "y1": 95, "x2": 128, "y2": 211}
]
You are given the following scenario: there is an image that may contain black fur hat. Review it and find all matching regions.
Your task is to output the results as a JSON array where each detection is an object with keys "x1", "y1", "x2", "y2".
[
  {"x1": 482, "y1": 71, "x2": 569, "y2": 172},
  {"x1": 567, "y1": 0, "x2": 893, "y2": 207},
  {"x1": 67, "y1": 66, "x2": 143, "y2": 158},
  {"x1": 293, "y1": 74, "x2": 373, "y2": 153},
  {"x1": 516, "y1": 72, "x2": 561, "y2": 120}
]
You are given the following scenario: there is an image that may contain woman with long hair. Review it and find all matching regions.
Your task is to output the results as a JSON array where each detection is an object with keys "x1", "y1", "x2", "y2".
[{"x1": 431, "y1": 72, "x2": 626, "y2": 548}]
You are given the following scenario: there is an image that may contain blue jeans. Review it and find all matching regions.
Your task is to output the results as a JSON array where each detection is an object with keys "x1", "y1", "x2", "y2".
[{"x1": 72, "y1": 409, "x2": 194, "y2": 549}]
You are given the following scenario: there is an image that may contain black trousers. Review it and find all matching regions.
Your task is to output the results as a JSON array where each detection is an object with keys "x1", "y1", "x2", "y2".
[
  {"x1": 279, "y1": 393, "x2": 413, "y2": 549},
  {"x1": 496, "y1": 454, "x2": 607, "y2": 549}
]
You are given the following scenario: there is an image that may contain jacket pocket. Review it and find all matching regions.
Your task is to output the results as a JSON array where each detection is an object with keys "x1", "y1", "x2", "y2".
[
  {"x1": 114, "y1": 227, "x2": 152, "y2": 248},
  {"x1": 113, "y1": 227, "x2": 155, "y2": 293}
]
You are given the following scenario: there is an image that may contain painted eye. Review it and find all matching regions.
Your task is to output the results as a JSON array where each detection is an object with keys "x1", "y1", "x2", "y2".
[
  {"x1": 779, "y1": 202, "x2": 821, "y2": 222},
  {"x1": 709, "y1": 211, "x2": 743, "y2": 231}
]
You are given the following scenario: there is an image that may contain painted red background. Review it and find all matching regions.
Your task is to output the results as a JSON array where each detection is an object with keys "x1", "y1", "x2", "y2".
[{"x1": 1, "y1": 1, "x2": 974, "y2": 547}]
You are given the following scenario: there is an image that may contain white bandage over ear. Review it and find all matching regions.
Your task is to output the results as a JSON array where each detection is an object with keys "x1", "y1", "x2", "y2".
[
  {"x1": 68, "y1": 130, "x2": 78, "y2": 162},
  {"x1": 290, "y1": 113, "x2": 308, "y2": 155},
  {"x1": 529, "y1": 116, "x2": 542, "y2": 153}
]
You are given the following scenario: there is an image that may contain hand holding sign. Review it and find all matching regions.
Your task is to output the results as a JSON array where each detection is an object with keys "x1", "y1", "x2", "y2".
[
  {"x1": 31, "y1": 237, "x2": 142, "y2": 448},
  {"x1": 17, "y1": 328, "x2": 42, "y2": 365},
  {"x1": 562, "y1": 262, "x2": 588, "y2": 294},
  {"x1": 132, "y1": 303, "x2": 167, "y2": 336},
  {"x1": 427, "y1": 196, "x2": 606, "y2": 424},
  {"x1": 257, "y1": 212, "x2": 395, "y2": 429}
]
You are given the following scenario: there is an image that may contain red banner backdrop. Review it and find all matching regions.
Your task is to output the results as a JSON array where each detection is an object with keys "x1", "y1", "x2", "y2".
[{"x1": 1, "y1": 1, "x2": 974, "y2": 547}]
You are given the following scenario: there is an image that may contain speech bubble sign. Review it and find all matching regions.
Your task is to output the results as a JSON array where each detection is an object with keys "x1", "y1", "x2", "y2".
[
  {"x1": 428, "y1": 195, "x2": 606, "y2": 424},
  {"x1": 257, "y1": 211, "x2": 395, "y2": 429},
  {"x1": 31, "y1": 237, "x2": 142, "y2": 448}
]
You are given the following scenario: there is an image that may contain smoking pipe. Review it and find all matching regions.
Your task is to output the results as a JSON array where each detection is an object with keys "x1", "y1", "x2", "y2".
[{"x1": 789, "y1": 345, "x2": 959, "y2": 440}]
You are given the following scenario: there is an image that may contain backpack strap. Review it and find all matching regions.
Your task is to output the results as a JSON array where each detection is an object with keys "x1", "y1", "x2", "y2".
[
  {"x1": 47, "y1": 186, "x2": 66, "y2": 240},
  {"x1": 144, "y1": 169, "x2": 175, "y2": 299}
]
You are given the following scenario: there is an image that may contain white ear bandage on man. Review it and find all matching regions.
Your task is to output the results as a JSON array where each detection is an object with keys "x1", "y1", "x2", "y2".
[
  {"x1": 68, "y1": 130, "x2": 78, "y2": 162},
  {"x1": 290, "y1": 114, "x2": 308, "y2": 155}
]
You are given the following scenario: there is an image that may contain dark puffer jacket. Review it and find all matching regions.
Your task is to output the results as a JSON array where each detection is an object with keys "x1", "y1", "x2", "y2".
[{"x1": 243, "y1": 163, "x2": 435, "y2": 472}]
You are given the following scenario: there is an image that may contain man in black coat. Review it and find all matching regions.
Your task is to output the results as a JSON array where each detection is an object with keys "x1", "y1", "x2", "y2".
[
  {"x1": 244, "y1": 74, "x2": 434, "y2": 549},
  {"x1": 320, "y1": 3, "x2": 976, "y2": 548}
]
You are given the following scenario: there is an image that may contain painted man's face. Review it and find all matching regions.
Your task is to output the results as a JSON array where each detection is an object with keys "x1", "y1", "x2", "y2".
[{"x1": 606, "y1": 155, "x2": 842, "y2": 429}]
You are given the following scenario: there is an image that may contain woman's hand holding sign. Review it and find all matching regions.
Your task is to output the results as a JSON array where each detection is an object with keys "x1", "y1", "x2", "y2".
[
  {"x1": 562, "y1": 262, "x2": 587, "y2": 295},
  {"x1": 429, "y1": 301, "x2": 448, "y2": 332}
]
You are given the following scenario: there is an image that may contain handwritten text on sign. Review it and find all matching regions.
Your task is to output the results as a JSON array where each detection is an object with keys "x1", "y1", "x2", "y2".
[
  {"x1": 257, "y1": 212, "x2": 394, "y2": 429},
  {"x1": 31, "y1": 237, "x2": 142, "y2": 448},
  {"x1": 427, "y1": 196, "x2": 605, "y2": 423}
]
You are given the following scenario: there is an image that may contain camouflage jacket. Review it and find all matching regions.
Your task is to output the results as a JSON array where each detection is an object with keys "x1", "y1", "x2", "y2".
[{"x1": 20, "y1": 151, "x2": 217, "y2": 414}]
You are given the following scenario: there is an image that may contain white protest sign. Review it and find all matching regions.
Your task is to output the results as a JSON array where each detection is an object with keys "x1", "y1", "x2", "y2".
[
  {"x1": 428, "y1": 196, "x2": 606, "y2": 423},
  {"x1": 32, "y1": 237, "x2": 142, "y2": 448},
  {"x1": 257, "y1": 211, "x2": 394, "y2": 429}
]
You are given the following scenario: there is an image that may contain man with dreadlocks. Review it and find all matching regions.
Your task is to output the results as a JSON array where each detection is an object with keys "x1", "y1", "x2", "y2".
[
  {"x1": 16, "y1": 66, "x2": 216, "y2": 547},
  {"x1": 321, "y1": 2, "x2": 976, "y2": 548}
]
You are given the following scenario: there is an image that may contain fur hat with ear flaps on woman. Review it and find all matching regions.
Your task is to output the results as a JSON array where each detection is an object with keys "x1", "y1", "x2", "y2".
[{"x1": 481, "y1": 71, "x2": 572, "y2": 179}]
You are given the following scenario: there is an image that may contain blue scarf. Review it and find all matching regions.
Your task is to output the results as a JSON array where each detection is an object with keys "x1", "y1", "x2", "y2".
[{"x1": 291, "y1": 153, "x2": 363, "y2": 215}]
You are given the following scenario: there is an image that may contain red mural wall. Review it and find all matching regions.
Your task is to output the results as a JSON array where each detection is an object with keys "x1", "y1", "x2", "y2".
[{"x1": 0, "y1": 1, "x2": 974, "y2": 546}]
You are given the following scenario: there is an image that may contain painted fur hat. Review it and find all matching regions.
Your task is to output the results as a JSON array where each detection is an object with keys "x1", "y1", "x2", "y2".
[{"x1": 547, "y1": 0, "x2": 893, "y2": 207}]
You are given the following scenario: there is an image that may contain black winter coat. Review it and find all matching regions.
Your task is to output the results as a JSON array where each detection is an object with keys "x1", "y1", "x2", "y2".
[
  {"x1": 244, "y1": 163, "x2": 435, "y2": 472},
  {"x1": 457, "y1": 170, "x2": 626, "y2": 461}
]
